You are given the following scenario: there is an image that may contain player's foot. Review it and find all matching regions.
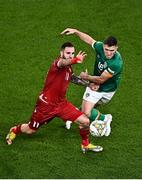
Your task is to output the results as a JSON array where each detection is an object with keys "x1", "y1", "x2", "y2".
[
  {"x1": 6, "y1": 127, "x2": 17, "y2": 145},
  {"x1": 65, "y1": 121, "x2": 72, "y2": 130},
  {"x1": 81, "y1": 143, "x2": 103, "y2": 153},
  {"x1": 104, "y1": 114, "x2": 112, "y2": 136}
]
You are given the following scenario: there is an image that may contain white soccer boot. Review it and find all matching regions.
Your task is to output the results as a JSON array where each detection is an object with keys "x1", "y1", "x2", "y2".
[
  {"x1": 65, "y1": 121, "x2": 72, "y2": 130},
  {"x1": 104, "y1": 114, "x2": 112, "y2": 136}
]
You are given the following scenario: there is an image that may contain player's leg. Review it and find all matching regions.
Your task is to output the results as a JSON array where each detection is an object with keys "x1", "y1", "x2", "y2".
[
  {"x1": 6, "y1": 99, "x2": 54, "y2": 145},
  {"x1": 65, "y1": 100, "x2": 94, "y2": 130},
  {"x1": 65, "y1": 120, "x2": 73, "y2": 130},
  {"x1": 65, "y1": 87, "x2": 98, "y2": 130},
  {"x1": 89, "y1": 108, "x2": 112, "y2": 136},
  {"x1": 6, "y1": 123, "x2": 36, "y2": 145},
  {"x1": 65, "y1": 101, "x2": 96, "y2": 130},
  {"x1": 82, "y1": 89, "x2": 113, "y2": 136},
  {"x1": 75, "y1": 114, "x2": 103, "y2": 153},
  {"x1": 94, "y1": 92, "x2": 115, "y2": 135},
  {"x1": 59, "y1": 101, "x2": 103, "y2": 153},
  {"x1": 66, "y1": 103, "x2": 112, "y2": 136},
  {"x1": 81, "y1": 87, "x2": 103, "y2": 116},
  {"x1": 81, "y1": 100, "x2": 95, "y2": 117}
]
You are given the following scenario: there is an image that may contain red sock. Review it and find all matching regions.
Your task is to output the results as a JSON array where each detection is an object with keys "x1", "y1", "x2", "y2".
[
  {"x1": 79, "y1": 128, "x2": 90, "y2": 146},
  {"x1": 12, "y1": 124, "x2": 22, "y2": 134}
]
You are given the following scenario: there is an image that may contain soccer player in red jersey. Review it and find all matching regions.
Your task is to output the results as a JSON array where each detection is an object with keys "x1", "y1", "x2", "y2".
[{"x1": 6, "y1": 42, "x2": 103, "y2": 153}]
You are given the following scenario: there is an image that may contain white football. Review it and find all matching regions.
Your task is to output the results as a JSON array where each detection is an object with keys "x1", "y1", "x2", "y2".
[{"x1": 90, "y1": 120, "x2": 106, "y2": 137}]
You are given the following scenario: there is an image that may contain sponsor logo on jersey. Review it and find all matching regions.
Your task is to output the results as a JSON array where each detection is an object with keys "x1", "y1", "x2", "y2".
[{"x1": 98, "y1": 62, "x2": 107, "y2": 71}]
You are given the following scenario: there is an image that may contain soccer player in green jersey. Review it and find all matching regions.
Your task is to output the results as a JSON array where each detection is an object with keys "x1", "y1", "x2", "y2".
[{"x1": 61, "y1": 28, "x2": 123, "y2": 134}]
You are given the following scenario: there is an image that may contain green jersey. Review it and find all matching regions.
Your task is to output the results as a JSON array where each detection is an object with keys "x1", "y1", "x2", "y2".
[{"x1": 92, "y1": 41, "x2": 123, "y2": 92}]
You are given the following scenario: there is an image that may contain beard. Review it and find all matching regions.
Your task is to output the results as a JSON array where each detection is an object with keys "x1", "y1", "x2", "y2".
[{"x1": 61, "y1": 54, "x2": 70, "y2": 60}]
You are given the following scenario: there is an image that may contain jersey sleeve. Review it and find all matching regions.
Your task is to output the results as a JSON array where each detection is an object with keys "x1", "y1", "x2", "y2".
[
  {"x1": 92, "y1": 41, "x2": 103, "y2": 53},
  {"x1": 106, "y1": 61, "x2": 122, "y2": 75}
]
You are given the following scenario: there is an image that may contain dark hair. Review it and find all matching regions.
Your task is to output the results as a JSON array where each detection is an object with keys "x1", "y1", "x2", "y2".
[
  {"x1": 61, "y1": 42, "x2": 74, "y2": 50},
  {"x1": 104, "y1": 36, "x2": 117, "y2": 46}
]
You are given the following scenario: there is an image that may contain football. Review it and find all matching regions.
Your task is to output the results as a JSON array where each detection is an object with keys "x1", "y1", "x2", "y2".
[{"x1": 90, "y1": 120, "x2": 106, "y2": 137}]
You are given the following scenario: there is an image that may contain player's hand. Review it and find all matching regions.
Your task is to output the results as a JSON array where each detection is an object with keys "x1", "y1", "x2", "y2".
[
  {"x1": 61, "y1": 28, "x2": 77, "y2": 35},
  {"x1": 89, "y1": 83, "x2": 100, "y2": 91},
  {"x1": 79, "y1": 71, "x2": 89, "y2": 80},
  {"x1": 70, "y1": 51, "x2": 87, "y2": 64},
  {"x1": 76, "y1": 51, "x2": 87, "y2": 63}
]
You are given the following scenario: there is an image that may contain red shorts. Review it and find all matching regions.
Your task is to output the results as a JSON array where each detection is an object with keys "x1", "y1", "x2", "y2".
[{"x1": 28, "y1": 98, "x2": 83, "y2": 130}]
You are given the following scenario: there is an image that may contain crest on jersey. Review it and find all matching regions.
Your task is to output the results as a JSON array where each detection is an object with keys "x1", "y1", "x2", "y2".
[
  {"x1": 98, "y1": 62, "x2": 104, "y2": 71},
  {"x1": 86, "y1": 93, "x2": 90, "y2": 97}
]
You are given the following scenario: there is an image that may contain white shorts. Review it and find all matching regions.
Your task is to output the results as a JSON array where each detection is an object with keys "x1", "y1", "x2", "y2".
[{"x1": 83, "y1": 87, "x2": 116, "y2": 105}]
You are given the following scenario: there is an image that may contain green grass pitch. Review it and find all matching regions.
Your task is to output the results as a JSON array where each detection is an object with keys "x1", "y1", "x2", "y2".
[{"x1": 0, "y1": 0, "x2": 142, "y2": 178}]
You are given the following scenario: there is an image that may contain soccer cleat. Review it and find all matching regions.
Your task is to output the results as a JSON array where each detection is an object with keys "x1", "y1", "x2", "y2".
[
  {"x1": 65, "y1": 121, "x2": 72, "y2": 130},
  {"x1": 6, "y1": 127, "x2": 17, "y2": 145},
  {"x1": 104, "y1": 114, "x2": 112, "y2": 136},
  {"x1": 81, "y1": 143, "x2": 103, "y2": 153}
]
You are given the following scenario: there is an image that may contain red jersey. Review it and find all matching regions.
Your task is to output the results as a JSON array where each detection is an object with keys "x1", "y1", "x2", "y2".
[
  {"x1": 40, "y1": 58, "x2": 73, "y2": 103},
  {"x1": 28, "y1": 58, "x2": 83, "y2": 130}
]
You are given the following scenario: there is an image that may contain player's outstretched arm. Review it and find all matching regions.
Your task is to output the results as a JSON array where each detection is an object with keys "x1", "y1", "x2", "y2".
[
  {"x1": 61, "y1": 28, "x2": 96, "y2": 46},
  {"x1": 71, "y1": 74, "x2": 90, "y2": 87},
  {"x1": 79, "y1": 70, "x2": 113, "y2": 85},
  {"x1": 58, "y1": 51, "x2": 87, "y2": 67}
]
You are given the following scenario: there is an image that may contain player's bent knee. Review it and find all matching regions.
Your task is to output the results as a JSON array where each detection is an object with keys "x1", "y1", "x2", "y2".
[
  {"x1": 84, "y1": 111, "x2": 91, "y2": 118},
  {"x1": 21, "y1": 124, "x2": 36, "y2": 134},
  {"x1": 82, "y1": 119, "x2": 89, "y2": 126},
  {"x1": 76, "y1": 114, "x2": 90, "y2": 128},
  {"x1": 81, "y1": 109, "x2": 91, "y2": 117},
  {"x1": 27, "y1": 125, "x2": 36, "y2": 134},
  {"x1": 27, "y1": 128, "x2": 36, "y2": 134}
]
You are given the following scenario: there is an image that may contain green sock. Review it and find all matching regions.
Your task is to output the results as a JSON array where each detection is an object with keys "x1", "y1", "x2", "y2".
[
  {"x1": 89, "y1": 108, "x2": 98, "y2": 122},
  {"x1": 99, "y1": 114, "x2": 105, "y2": 121},
  {"x1": 89, "y1": 108, "x2": 105, "y2": 122}
]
